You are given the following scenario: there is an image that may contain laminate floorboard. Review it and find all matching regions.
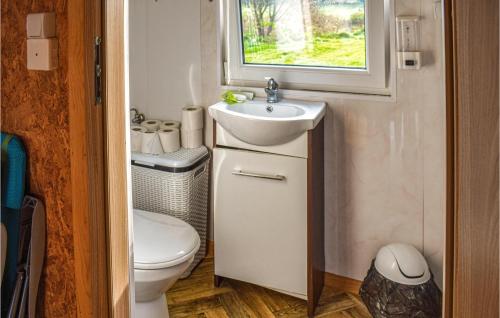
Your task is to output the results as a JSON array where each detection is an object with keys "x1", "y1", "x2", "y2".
[{"x1": 166, "y1": 257, "x2": 371, "y2": 318}]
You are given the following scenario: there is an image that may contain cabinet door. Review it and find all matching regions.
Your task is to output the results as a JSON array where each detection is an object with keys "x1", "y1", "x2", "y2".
[{"x1": 213, "y1": 148, "x2": 308, "y2": 297}]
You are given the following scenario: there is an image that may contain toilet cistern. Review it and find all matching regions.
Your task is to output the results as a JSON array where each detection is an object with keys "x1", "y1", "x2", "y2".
[{"x1": 264, "y1": 77, "x2": 280, "y2": 103}]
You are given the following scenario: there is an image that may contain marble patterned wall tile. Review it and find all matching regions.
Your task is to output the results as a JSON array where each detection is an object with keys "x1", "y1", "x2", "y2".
[
  {"x1": 129, "y1": 0, "x2": 202, "y2": 120},
  {"x1": 420, "y1": 0, "x2": 446, "y2": 290},
  {"x1": 324, "y1": 100, "x2": 424, "y2": 279}
]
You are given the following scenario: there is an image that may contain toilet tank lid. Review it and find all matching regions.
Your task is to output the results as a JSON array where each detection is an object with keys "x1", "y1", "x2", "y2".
[{"x1": 132, "y1": 146, "x2": 209, "y2": 172}]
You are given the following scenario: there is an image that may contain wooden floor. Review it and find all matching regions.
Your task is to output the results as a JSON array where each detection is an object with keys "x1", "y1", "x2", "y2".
[{"x1": 166, "y1": 257, "x2": 371, "y2": 317}]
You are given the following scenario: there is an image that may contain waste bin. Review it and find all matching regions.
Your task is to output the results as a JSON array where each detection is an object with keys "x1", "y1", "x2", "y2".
[{"x1": 359, "y1": 243, "x2": 442, "y2": 318}]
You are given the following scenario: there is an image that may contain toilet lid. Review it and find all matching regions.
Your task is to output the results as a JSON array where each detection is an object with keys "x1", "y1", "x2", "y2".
[{"x1": 133, "y1": 209, "x2": 200, "y2": 269}]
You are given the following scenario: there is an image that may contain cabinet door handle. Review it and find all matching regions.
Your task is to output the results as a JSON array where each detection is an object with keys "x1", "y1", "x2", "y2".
[{"x1": 232, "y1": 170, "x2": 286, "y2": 181}]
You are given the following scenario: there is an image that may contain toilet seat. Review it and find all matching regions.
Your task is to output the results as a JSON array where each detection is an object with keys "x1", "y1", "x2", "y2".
[{"x1": 133, "y1": 209, "x2": 200, "y2": 270}]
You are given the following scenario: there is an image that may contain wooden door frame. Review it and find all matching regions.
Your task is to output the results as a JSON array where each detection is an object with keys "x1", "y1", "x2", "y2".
[
  {"x1": 103, "y1": 0, "x2": 133, "y2": 316},
  {"x1": 68, "y1": 0, "x2": 132, "y2": 316},
  {"x1": 98, "y1": 1, "x2": 500, "y2": 318},
  {"x1": 443, "y1": 0, "x2": 499, "y2": 317},
  {"x1": 68, "y1": 0, "x2": 110, "y2": 316}
]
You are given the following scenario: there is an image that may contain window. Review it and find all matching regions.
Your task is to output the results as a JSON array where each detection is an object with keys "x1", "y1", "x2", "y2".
[
  {"x1": 241, "y1": 0, "x2": 367, "y2": 68},
  {"x1": 224, "y1": 0, "x2": 390, "y2": 94}
]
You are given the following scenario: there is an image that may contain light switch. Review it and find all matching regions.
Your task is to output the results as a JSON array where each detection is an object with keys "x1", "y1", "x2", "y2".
[
  {"x1": 27, "y1": 13, "x2": 56, "y2": 38},
  {"x1": 27, "y1": 39, "x2": 58, "y2": 71}
]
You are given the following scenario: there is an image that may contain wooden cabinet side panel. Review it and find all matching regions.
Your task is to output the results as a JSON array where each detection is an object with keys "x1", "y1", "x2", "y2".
[{"x1": 307, "y1": 120, "x2": 325, "y2": 317}]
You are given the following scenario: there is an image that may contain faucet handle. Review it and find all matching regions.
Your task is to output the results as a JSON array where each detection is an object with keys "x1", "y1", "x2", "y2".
[
  {"x1": 130, "y1": 108, "x2": 145, "y2": 124},
  {"x1": 265, "y1": 77, "x2": 279, "y2": 90}
]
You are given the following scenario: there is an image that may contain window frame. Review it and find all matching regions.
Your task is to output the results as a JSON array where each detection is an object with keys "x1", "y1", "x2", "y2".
[{"x1": 223, "y1": 0, "x2": 391, "y2": 95}]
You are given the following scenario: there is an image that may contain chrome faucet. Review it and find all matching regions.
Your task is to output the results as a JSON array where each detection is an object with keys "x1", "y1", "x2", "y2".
[
  {"x1": 130, "y1": 108, "x2": 145, "y2": 124},
  {"x1": 265, "y1": 77, "x2": 280, "y2": 103}
]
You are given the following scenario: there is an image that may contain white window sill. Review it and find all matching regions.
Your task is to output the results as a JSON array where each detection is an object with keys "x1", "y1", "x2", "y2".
[{"x1": 220, "y1": 85, "x2": 397, "y2": 103}]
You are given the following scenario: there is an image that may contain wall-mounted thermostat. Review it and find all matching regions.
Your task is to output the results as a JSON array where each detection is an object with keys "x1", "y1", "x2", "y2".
[{"x1": 396, "y1": 16, "x2": 421, "y2": 70}]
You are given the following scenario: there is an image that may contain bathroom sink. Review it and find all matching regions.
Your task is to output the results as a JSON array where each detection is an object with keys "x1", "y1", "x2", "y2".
[{"x1": 208, "y1": 98, "x2": 326, "y2": 146}]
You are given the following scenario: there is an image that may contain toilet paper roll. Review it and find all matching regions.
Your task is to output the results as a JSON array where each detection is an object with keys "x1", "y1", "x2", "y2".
[
  {"x1": 140, "y1": 119, "x2": 162, "y2": 132},
  {"x1": 158, "y1": 128, "x2": 180, "y2": 153},
  {"x1": 159, "y1": 120, "x2": 181, "y2": 130},
  {"x1": 181, "y1": 106, "x2": 204, "y2": 130},
  {"x1": 181, "y1": 129, "x2": 203, "y2": 149},
  {"x1": 141, "y1": 131, "x2": 164, "y2": 155},
  {"x1": 130, "y1": 125, "x2": 148, "y2": 152}
]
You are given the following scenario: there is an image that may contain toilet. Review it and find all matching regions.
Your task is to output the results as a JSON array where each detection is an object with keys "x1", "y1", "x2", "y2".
[{"x1": 133, "y1": 209, "x2": 200, "y2": 318}]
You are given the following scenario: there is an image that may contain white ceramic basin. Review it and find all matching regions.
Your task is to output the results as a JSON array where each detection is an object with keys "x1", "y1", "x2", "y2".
[{"x1": 208, "y1": 98, "x2": 326, "y2": 146}]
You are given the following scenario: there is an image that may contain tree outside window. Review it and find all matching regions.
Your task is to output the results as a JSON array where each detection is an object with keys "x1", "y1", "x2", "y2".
[{"x1": 240, "y1": 0, "x2": 366, "y2": 68}]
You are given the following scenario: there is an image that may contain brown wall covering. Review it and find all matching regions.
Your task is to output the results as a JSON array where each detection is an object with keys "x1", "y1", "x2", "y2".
[{"x1": 1, "y1": 1, "x2": 77, "y2": 317}]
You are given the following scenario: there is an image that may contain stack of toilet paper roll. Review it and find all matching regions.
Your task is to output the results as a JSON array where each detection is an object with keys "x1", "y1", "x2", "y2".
[
  {"x1": 130, "y1": 125, "x2": 148, "y2": 152},
  {"x1": 130, "y1": 119, "x2": 182, "y2": 154},
  {"x1": 181, "y1": 106, "x2": 204, "y2": 149},
  {"x1": 159, "y1": 120, "x2": 180, "y2": 130},
  {"x1": 140, "y1": 119, "x2": 162, "y2": 132},
  {"x1": 158, "y1": 127, "x2": 180, "y2": 153},
  {"x1": 140, "y1": 131, "x2": 164, "y2": 155},
  {"x1": 157, "y1": 120, "x2": 181, "y2": 153}
]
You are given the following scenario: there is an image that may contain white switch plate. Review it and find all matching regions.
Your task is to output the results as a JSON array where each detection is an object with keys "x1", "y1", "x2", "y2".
[
  {"x1": 27, "y1": 12, "x2": 56, "y2": 38},
  {"x1": 27, "y1": 38, "x2": 58, "y2": 71}
]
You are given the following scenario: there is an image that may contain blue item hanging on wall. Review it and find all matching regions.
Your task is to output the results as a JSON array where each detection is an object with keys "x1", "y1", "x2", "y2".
[
  {"x1": 1, "y1": 133, "x2": 27, "y2": 318},
  {"x1": 1, "y1": 133, "x2": 26, "y2": 210}
]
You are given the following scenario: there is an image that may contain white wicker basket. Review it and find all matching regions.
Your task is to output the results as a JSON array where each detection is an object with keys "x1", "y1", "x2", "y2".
[{"x1": 131, "y1": 147, "x2": 210, "y2": 277}]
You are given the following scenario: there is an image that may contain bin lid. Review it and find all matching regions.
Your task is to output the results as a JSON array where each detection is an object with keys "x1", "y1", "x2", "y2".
[
  {"x1": 132, "y1": 146, "x2": 209, "y2": 172},
  {"x1": 374, "y1": 243, "x2": 431, "y2": 285}
]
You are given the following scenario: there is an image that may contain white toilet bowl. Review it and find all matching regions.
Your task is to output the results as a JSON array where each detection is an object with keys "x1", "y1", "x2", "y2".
[{"x1": 133, "y1": 209, "x2": 200, "y2": 318}]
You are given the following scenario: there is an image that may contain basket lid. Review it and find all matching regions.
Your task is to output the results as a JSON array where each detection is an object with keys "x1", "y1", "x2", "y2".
[{"x1": 132, "y1": 146, "x2": 209, "y2": 171}]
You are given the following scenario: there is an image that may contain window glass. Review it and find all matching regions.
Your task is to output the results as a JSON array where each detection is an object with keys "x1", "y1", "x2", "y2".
[{"x1": 240, "y1": 0, "x2": 366, "y2": 69}]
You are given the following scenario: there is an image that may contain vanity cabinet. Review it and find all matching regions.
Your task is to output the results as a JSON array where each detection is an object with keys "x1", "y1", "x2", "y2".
[
  {"x1": 214, "y1": 147, "x2": 308, "y2": 297},
  {"x1": 212, "y1": 120, "x2": 325, "y2": 318}
]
